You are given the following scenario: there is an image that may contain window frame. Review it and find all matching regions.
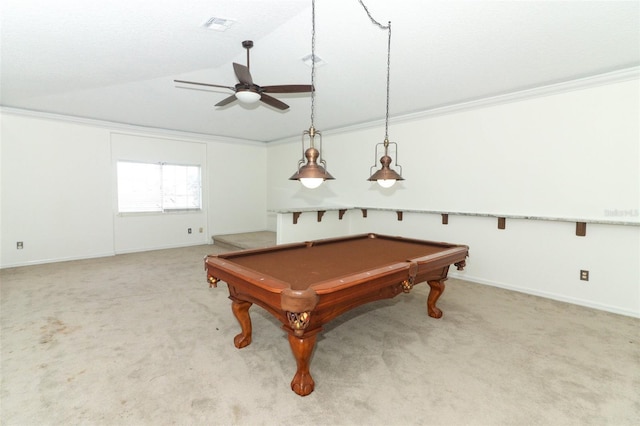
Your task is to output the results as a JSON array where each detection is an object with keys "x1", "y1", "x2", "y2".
[{"x1": 116, "y1": 160, "x2": 203, "y2": 215}]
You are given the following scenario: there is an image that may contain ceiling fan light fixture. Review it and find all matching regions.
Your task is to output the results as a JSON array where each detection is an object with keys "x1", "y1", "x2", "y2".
[
  {"x1": 174, "y1": 40, "x2": 312, "y2": 110},
  {"x1": 235, "y1": 90, "x2": 261, "y2": 104}
]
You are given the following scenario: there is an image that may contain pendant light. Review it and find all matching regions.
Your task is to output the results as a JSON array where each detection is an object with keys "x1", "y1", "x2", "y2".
[
  {"x1": 365, "y1": 12, "x2": 404, "y2": 188},
  {"x1": 289, "y1": 0, "x2": 334, "y2": 189}
]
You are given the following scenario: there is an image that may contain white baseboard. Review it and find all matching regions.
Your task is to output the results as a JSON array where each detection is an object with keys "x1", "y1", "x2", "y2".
[
  {"x1": 1, "y1": 251, "x2": 116, "y2": 269},
  {"x1": 449, "y1": 271, "x2": 639, "y2": 318}
]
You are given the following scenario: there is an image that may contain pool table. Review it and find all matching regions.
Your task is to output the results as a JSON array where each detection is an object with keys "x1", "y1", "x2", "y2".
[{"x1": 205, "y1": 233, "x2": 468, "y2": 396}]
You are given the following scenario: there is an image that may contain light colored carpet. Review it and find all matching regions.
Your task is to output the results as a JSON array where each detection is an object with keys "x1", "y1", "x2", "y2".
[{"x1": 1, "y1": 244, "x2": 638, "y2": 425}]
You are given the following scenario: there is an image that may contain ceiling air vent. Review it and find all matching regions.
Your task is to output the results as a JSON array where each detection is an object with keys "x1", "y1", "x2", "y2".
[
  {"x1": 301, "y1": 53, "x2": 327, "y2": 68},
  {"x1": 202, "y1": 17, "x2": 236, "y2": 32}
]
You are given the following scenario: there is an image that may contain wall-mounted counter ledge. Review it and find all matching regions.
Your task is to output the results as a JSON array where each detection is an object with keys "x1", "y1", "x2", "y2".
[
  {"x1": 356, "y1": 208, "x2": 639, "y2": 235},
  {"x1": 271, "y1": 207, "x2": 354, "y2": 224},
  {"x1": 269, "y1": 207, "x2": 639, "y2": 235},
  {"x1": 360, "y1": 208, "x2": 403, "y2": 221}
]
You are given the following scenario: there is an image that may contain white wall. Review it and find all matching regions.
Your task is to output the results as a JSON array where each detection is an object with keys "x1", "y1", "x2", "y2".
[
  {"x1": 268, "y1": 78, "x2": 639, "y2": 218},
  {"x1": 266, "y1": 76, "x2": 640, "y2": 317},
  {"x1": 0, "y1": 111, "x2": 267, "y2": 267},
  {"x1": 207, "y1": 141, "x2": 267, "y2": 237},
  {"x1": 1, "y1": 114, "x2": 114, "y2": 266},
  {"x1": 379, "y1": 211, "x2": 637, "y2": 317}
]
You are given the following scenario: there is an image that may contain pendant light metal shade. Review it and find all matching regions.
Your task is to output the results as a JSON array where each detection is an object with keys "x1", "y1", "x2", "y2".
[
  {"x1": 368, "y1": 155, "x2": 403, "y2": 182},
  {"x1": 368, "y1": 138, "x2": 403, "y2": 188},
  {"x1": 289, "y1": 148, "x2": 335, "y2": 181},
  {"x1": 289, "y1": 126, "x2": 334, "y2": 189}
]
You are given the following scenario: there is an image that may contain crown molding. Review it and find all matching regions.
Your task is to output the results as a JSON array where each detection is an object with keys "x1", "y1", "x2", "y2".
[
  {"x1": 0, "y1": 107, "x2": 266, "y2": 146},
  {"x1": 390, "y1": 66, "x2": 640, "y2": 126},
  {"x1": 269, "y1": 66, "x2": 640, "y2": 145},
  {"x1": 3, "y1": 67, "x2": 638, "y2": 146}
]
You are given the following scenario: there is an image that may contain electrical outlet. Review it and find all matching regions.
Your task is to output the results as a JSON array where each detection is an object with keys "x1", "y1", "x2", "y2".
[
  {"x1": 580, "y1": 270, "x2": 589, "y2": 281},
  {"x1": 199, "y1": 227, "x2": 203, "y2": 233},
  {"x1": 188, "y1": 228, "x2": 192, "y2": 234},
  {"x1": 17, "y1": 241, "x2": 24, "y2": 249}
]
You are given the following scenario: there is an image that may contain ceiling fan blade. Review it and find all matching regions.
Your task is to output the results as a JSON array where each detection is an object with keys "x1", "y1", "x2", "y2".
[
  {"x1": 261, "y1": 84, "x2": 314, "y2": 94},
  {"x1": 233, "y1": 63, "x2": 253, "y2": 85},
  {"x1": 259, "y1": 94, "x2": 289, "y2": 110},
  {"x1": 174, "y1": 79, "x2": 235, "y2": 91},
  {"x1": 215, "y1": 94, "x2": 238, "y2": 107}
]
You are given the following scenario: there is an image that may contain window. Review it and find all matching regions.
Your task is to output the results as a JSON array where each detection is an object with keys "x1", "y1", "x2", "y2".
[{"x1": 117, "y1": 161, "x2": 202, "y2": 213}]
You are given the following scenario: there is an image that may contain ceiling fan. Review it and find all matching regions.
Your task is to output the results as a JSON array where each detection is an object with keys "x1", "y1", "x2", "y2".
[{"x1": 174, "y1": 40, "x2": 313, "y2": 110}]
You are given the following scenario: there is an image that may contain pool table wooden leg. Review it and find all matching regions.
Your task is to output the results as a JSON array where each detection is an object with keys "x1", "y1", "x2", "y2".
[
  {"x1": 231, "y1": 300, "x2": 253, "y2": 348},
  {"x1": 426, "y1": 279, "x2": 445, "y2": 318},
  {"x1": 288, "y1": 333, "x2": 317, "y2": 396}
]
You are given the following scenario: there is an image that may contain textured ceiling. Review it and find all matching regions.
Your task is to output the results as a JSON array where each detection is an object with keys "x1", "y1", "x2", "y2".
[{"x1": 1, "y1": 0, "x2": 639, "y2": 142}]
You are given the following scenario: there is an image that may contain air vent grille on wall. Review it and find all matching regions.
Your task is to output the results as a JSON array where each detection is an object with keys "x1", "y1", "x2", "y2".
[{"x1": 202, "y1": 17, "x2": 236, "y2": 31}]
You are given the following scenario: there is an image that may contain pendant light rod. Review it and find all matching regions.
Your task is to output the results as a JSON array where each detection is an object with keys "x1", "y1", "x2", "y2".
[
  {"x1": 309, "y1": 0, "x2": 317, "y2": 131},
  {"x1": 384, "y1": 21, "x2": 391, "y2": 140}
]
